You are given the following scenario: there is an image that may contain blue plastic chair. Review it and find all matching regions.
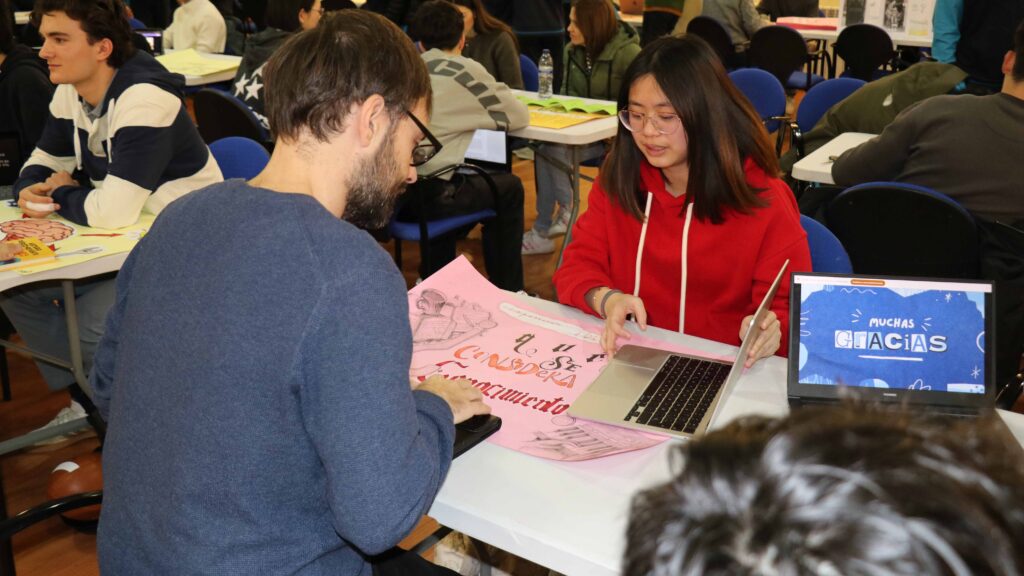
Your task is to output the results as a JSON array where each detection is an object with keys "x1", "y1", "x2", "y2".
[
  {"x1": 728, "y1": 68, "x2": 787, "y2": 135},
  {"x1": 790, "y1": 77, "x2": 865, "y2": 156},
  {"x1": 127, "y1": 17, "x2": 146, "y2": 30},
  {"x1": 209, "y1": 137, "x2": 270, "y2": 179},
  {"x1": 800, "y1": 215, "x2": 852, "y2": 273},
  {"x1": 389, "y1": 164, "x2": 497, "y2": 280},
  {"x1": 519, "y1": 54, "x2": 539, "y2": 92},
  {"x1": 825, "y1": 182, "x2": 979, "y2": 278}
]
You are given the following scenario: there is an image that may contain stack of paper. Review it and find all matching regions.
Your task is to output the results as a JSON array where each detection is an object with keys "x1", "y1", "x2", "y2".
[
  {"x1": 156, "y1": 49, "x2": 239, "y2": 77},
  {"x1": 517, "y1": 95, "x2": 618, "y2": 116}
]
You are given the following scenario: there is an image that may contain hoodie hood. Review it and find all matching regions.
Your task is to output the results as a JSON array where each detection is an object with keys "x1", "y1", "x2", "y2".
[
  {"x1": 597, "y1": 22, "x2": 640, "y2": 62},
  {"x1": 0, "y1": 45, "x2": 48, "y2": 81}
]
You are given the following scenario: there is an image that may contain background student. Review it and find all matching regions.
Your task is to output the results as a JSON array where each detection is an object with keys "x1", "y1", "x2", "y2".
[
  {"x1": 0, "y1": 0, "x2": 54, "y2": 162},
  {"x1": 164, "y1": 0, "x2": 228, "y2": 53},
  {"x1": 625, "y1": 405, "x2": 1024, "y2": 575},
  {"x1": 446, "y1": 0, "x2": 523, "y2": 89},
  {"x1": 233, "y1": 0, "x2": 323, "y2": 130},
  {"x1": 7, "y1": 0, "x2": 221, "y2": 433},
  {"x1": 406, "y1": 0, "x2": 528, "y2": 291},
  {"x1": 700, "y1": 0, "x2": 765, "y2": 50},
  {"x1": 553, "y1": 35, "x2": 810, "y2": 365},
  {"x1": 522, "y1": 0, "x2": 641, "y2": 255}
]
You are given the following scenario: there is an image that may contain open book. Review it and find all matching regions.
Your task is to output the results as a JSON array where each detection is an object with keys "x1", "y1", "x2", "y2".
[{"x1": 517, "y1": 96, "x2": 618, "y2": 116}]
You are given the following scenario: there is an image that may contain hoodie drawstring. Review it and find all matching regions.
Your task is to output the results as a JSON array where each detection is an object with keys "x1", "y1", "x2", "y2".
[
  {"x1": 633, "y1": 192, "x2": 653, "y2": 297},
  {"x1": 678, "y1": 203, "x2": 694, "y2": 333},
  {"x1": 72, "y1": 114, "x2": 82, "y2": 171},
  {"x1": 105, "y1": 97, "x2": 115, "y2": 164}
]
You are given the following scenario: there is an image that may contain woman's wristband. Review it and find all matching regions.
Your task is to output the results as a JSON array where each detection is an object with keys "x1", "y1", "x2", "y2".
[{"x1": 599, "y1": 289, "x2": 623, "y2": 319}]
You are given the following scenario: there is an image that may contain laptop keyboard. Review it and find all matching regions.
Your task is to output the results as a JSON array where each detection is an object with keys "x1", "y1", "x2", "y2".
[{"x1": 625, "y1": 355, "x2": 731, "y2": 434}]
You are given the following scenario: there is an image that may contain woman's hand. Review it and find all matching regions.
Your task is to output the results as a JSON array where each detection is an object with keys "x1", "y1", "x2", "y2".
[
  {"x1": 601, "y1": 292, "x2": 647, "y2": 358},
  {"x1": 739, "y1": 311, "x2": 781, "y2": 368}
]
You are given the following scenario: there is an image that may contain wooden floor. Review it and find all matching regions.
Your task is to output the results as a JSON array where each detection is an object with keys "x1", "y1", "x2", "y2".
[{"x1": 0, "y1": 157, "x2": 596, "y2": 575}]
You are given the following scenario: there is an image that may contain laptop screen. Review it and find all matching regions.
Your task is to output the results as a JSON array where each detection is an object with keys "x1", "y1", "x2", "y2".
[
  {"x1": 138, "y1": 30, "x2": 163, "y2": 54},
  {"x1": 789, "y1": 273, "x2": 994, "y2": 406}
]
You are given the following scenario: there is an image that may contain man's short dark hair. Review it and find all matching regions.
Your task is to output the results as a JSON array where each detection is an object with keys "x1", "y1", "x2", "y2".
[
  {"x1": 1014, "y1": 19, "x2": 1024, "y2": 82},
  {"x1": 32, "y1": 0, "x2": 135, "y2": 68},
  {"x1": 408, "y1": 0, "x2": 463, "y2": 52},
  {"x1": 264, "y1": 0, "x2": 315, "y2": 33},
  {"x1": 263, "y1": 10, "x2": 431, "y2": 143},
  {"x1": 625, "y1": 406, "x2": 1024, "y2": 576}
]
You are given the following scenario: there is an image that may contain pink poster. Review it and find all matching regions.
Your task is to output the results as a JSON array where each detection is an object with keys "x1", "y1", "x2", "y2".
[{"x1": 408, "y1": 257, "x2": 724, "y2": 461}]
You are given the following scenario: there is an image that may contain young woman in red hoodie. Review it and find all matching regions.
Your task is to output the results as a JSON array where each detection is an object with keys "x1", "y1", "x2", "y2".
[{"x1": 553, "y1": 35, "x2": 811, "y2": 367}]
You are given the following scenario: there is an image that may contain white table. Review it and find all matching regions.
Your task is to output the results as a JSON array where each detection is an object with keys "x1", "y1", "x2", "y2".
[
  {"x1": 510, "y1": 90, "x2": 618, "y2": 268},
  {"x1": 429, "y1": 295, "x2": 1024, "y2": 576},
  {"x1": 784, "y1": 19, "x2": 933, "y2": 48},
  {"x1": 14, "y1": 11, "x2": 29, "y2": 25},
  {"x1": 791, "y1": 131, "x2": 875, "y2": 184}
]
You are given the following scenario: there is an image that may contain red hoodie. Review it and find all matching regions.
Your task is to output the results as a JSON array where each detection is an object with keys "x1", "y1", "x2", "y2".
[{"x1": 554, "y1": 159, "x2": 812, "y2": 356}]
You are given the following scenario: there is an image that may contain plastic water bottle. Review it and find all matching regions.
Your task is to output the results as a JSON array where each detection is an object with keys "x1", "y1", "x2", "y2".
[{"x1": 538, "y1": 49, "x2": 554, "y2": 99}]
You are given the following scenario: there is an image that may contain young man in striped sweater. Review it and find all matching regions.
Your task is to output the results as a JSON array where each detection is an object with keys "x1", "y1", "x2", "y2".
[{"x1": 3, "y1": 0, "x2": 221, "y2": 433}]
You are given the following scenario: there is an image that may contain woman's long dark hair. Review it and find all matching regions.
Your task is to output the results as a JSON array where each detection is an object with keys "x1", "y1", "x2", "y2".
[
  {"x1": 572, "y1": 0, "x2": 618, "y2": 62},
  {"x1": 446, "y1": 0, "x2": 519, "y2": 52},
  {"x1": 600, "y1": 35, "x2": 779, "y2": 224}
]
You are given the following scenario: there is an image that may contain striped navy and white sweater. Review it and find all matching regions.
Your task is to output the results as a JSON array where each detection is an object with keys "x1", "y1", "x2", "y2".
[{"x1": 14, "y1": 51, "x2": 222, "y2": 229}]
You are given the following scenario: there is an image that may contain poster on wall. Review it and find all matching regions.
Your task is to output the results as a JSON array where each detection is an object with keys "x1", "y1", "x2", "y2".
[{"x1": 840, "y1": 0, "x2": 934, "y2": 38}]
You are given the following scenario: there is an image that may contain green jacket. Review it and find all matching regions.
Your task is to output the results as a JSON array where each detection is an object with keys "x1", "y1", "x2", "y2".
[{"x1": 561, "y1": 22, "x2": 641, "y2": 100}]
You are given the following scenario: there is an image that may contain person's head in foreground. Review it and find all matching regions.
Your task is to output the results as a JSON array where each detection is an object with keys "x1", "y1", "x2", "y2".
[
  {"x1": 625, "y1": 406, "x2": 1024, "y2": 576},
  {"x1": 604, "y1": 33, "x2": 776, "y2": 225},
  {"x1": 262, "y1": 9, "x2": 435, "y2": 226}
]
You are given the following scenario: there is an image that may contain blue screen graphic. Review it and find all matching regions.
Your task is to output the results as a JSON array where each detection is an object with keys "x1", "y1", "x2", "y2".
[{"x1": 796, "y1": 282, "x2": 986, "y2": 394}]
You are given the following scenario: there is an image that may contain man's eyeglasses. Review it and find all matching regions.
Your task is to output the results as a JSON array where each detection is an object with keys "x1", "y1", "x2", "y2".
[
  {"x1": 406, "y1": 110, "x2": 443, "y2": 167},
  {"x1": 618, "y1": 109, "x2": 683, "y2": 136}
]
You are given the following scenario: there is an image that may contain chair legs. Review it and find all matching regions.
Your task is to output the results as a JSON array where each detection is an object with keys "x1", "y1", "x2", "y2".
[{"x1": 0, "y1": 351, "x2": 9, "y2": 402}]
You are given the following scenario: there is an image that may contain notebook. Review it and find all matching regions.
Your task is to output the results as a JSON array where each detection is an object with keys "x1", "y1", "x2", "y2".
[
  {"x1": 569, "y1": 260, "x2": 789, "y2": 440},
  {"x1": 787, "y1": 273, "x2": 995, "y2": 414}
]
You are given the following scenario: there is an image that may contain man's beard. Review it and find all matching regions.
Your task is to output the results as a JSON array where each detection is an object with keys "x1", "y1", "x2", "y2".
[{"x1": 342, "y1": 137, "x2": 408, "y2": 229}]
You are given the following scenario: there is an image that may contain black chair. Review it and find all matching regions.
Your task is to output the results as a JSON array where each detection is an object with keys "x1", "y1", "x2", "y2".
[
  {"x1": 833, "y1": 23, "x2": 895, "y2": 81},
  {"x1": 825, "y1": 182, "x2": 979, "y2": 278},
  {"x1": 193, "y1": 88, "x2": 269, "y2": 146},
  {"x1": 687, "y1": 16, "x2": 739, "y2": 70},
  {"x1": 748, "y1": 25, "x2": 825, "y2": 91}
]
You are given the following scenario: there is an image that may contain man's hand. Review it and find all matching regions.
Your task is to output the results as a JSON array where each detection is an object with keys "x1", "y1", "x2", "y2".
[
  {"x1": 415, "y1": 375, "x2": 491, "y2": 424},
  {"x1": 739, "y1": 311, "x2": 781, "y2": 368},
  {"x1": 0, "y1": 242, "x2": 23, "y2": 261},
  {"x1": 44, "y1": 171, "x2": 78, "y2": 190},
  {"x1": 18, "y1": 182, "x2": 60, "y2": 218},
  {"x1": 601, "y1": 292, "x2": 647, "y2": 358}
]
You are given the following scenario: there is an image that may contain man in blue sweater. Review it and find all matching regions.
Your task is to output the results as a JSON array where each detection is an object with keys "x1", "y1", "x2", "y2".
[
  {"x1": 91, "y1": 10, "x2": 489, "y2": 574},
  {"x1": 1, "y1": 0, "x2": 222, "y2": 435}
]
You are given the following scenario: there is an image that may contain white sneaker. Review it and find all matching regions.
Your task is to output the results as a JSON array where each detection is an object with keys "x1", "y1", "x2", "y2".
[
  {"x1": 521, "y1": 229, "x2": 555, "y2": 255},
  {"x1": 546, "y1": 208, "x2": 572, "y2": 238},
  {"x1": 32, "y1": 400, "x2": 88, "y2": 446}
]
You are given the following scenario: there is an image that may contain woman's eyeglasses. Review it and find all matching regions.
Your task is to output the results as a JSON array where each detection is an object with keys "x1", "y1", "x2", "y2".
[
  {"x1": 617, "y1": 109, "x2": 682, "y2": 136},
  {"x1": 406, "y1": 110, "x2": 443, "y2": 167}
]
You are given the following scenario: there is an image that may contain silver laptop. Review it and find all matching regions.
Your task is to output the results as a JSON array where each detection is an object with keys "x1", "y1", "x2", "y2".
[
  {"x1": 570, "y1": 260, "x2": 790, "y2": 439},
  {"x1": 787, "y1": 273, "x2": 996, "y2": 414}
]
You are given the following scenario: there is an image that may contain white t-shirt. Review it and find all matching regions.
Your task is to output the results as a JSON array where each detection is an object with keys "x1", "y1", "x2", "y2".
[{"x1": 164, "y1": 0, "x2": 227, "y2": 53}]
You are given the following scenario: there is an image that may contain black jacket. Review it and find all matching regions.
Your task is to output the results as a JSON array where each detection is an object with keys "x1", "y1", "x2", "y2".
[{"x1": 0, "y1": 45, "x2": 53, "y2": 161}]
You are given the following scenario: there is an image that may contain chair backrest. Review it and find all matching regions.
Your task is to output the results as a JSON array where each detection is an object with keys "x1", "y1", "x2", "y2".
[
  {"x1": 193, "y1": 88, "x2": 268, "y2": 145},
  {"x1": 795, "y1": 77, "x2": 865, "y2": 133},
  {"x1": 519, "y1": 54, "x2": 539, "y2": 92},
  {"x1": 208, "y1": 137, "x2": 270, "y2": 180},
  {"x1": 127, "y1": 17, "x2": 146, "y2": 30},
  {"x1": 728, "y1": 68, "x2": 787, "y2": 133},
  {"x1": 748, "y1": 25, "x2": 809, "y2": 86},
  {"x1": 800, "y1": 215, "x2": 853, "y2": 273},
  {"x1": 834, "y1": 23, "x2": 894, "y2": 82},
  {"x1": 687, "y1": 16, "x2": 735, "y2": 69},
  {"x1": 825, "y1": 182, "x2": 980, "y2": 278}
]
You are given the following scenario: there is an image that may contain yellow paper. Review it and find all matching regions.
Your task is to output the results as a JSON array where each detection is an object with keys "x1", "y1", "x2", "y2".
[
  {"x1": 156, "y1": 49, "x2": 239, "y2": 77},
  {"x1": 0, "y1": 204, "x2": 153, "y2": 275},
  {"x1": 528, "y1": 109, "x2": 605, "y2": 130}
]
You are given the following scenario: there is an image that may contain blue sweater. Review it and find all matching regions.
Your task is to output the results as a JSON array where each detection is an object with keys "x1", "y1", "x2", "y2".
[{"x1": 91, "y1": 180, "x2": 455, "y2": 575}]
